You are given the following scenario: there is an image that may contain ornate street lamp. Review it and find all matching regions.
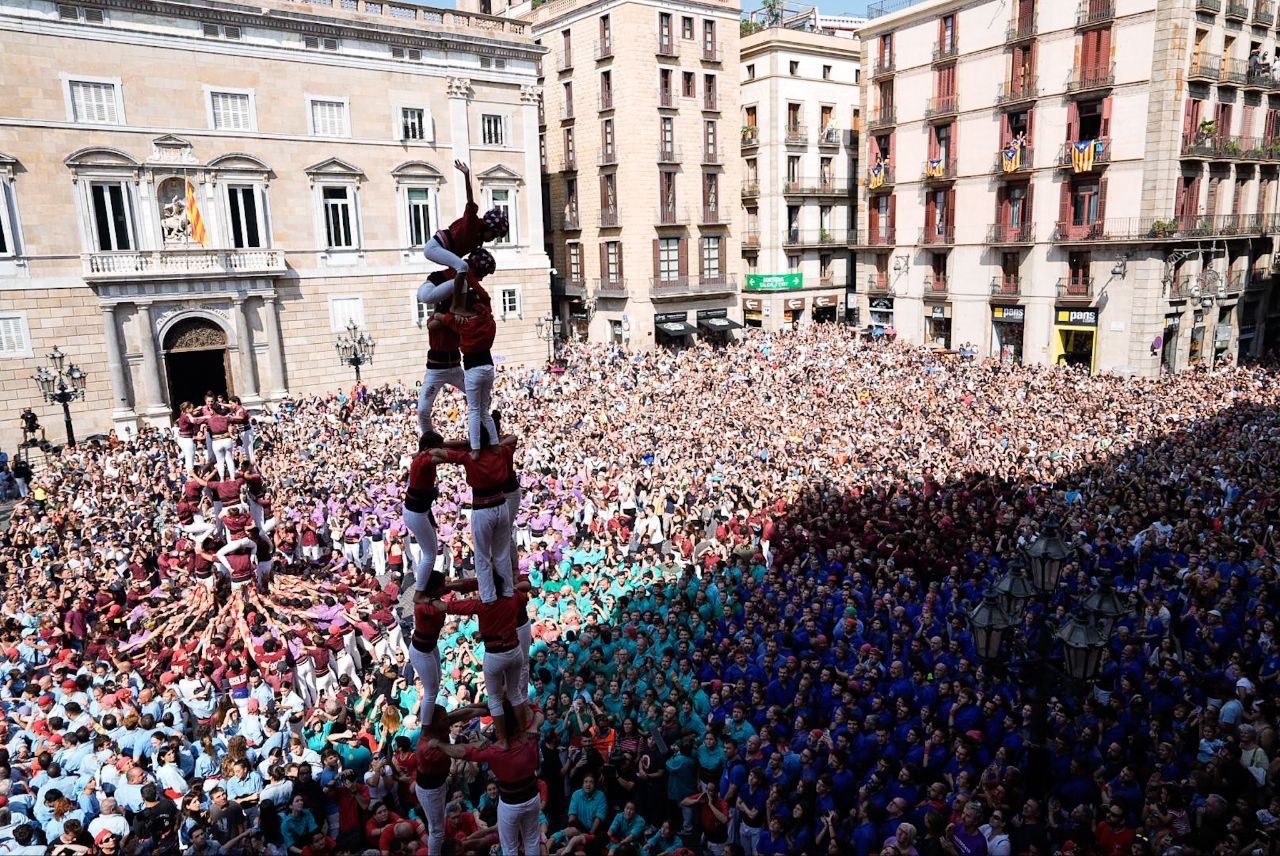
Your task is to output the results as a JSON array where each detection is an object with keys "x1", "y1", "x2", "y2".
[
  {"x1": 1057, "y1": 612, "x2": 1109, "y2": 682},
  {"x1": 969, "y1": 592, "x2": 1017, "y2": 661},
  {"x1": 535, "y1": 314, "x2": 561, "y2": 364},
  {"x1": 1023, "y1": 521, "x2": 1072, "y2": 593},
  {"x1": 334, "y1": 320, "x2": 376, "y2": 384},
  {"x1": 1081, "y1": 578, "x2": 1129, "y2": 638},
  {"x1": 31, "y1": 345, "x2": 88, "y2": 447},
  {"x1": 990, "y1": 559, "x2": 1037, "y2": 621}
]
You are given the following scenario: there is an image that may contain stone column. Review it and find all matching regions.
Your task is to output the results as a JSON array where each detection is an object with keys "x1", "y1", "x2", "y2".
[
  {"x1": 135, "y1": 302, "x2": 168, "y2": 420},
  {"x1": 520, "y1": 85, "x2": 547, "y2": 257},
  {"x1": 232, "y1": 297, "x2": 261, "y2": 406},
  {"x1": 447, "y1": 77, "x2": 472, "y2": 213},
  {"x1": 100, "y1": 305, "x2": 134, "y2": 421},
  {"x1": 260, "y1": 295, "x2": 288, "y2": 400}
]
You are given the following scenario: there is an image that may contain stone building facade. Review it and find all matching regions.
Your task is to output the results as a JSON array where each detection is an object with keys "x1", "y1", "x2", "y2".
[{"x1": 0, "y1": 0, "x2": 549, "y2": 450}]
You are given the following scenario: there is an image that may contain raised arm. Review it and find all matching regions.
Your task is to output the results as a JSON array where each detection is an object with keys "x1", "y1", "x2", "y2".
[{"x1": 455, "y1": 160, "x2": 475, "y2": 206}]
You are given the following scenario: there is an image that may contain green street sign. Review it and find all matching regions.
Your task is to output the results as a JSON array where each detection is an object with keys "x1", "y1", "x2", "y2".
[{"x1": 745, "y1": 273, "x2": 803, "y2": 291}]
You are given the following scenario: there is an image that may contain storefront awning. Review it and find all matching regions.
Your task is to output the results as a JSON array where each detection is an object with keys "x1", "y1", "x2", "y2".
[
  {"x1": 657, "y1": 321, "x2": 698, "y2": 337},
  {"x1": 697, "y1": 317, "x2": 744, "y2": 332}
]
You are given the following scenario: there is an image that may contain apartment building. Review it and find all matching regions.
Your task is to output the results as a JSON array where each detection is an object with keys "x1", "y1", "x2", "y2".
[
  {"x1": 0, "y1": 0, "x2": 548, "y2": 449},
  {"x1": 475, "y1": 0, "x2": 745, "y2": 348},
  {"x1": 740, "y1": 22, "x2": 861, "y2": 330},
  {"x1": 855, "y1": 0, "x2": 1280, "y2": 375}
]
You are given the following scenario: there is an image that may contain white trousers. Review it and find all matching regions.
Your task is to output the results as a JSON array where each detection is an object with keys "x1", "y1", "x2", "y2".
[
  {"x1": 238, "y1": 427, "x2": 256, "y2": 465},
  {"x1": 497, "y1": 795, "x2": 542, "y2": 856},
  {"x1": 482, "y1": 647, "x2": 526, "y2": 717},
  {"x1": 182, "y1": 520, "x2": 215, "y2": 549},
  {"x1": 333, "y1": 650, "x2": 362, "y2": 691},
  {"x1": 176, "y1": 435, "x2": 197, "y2": 471},
  {"x1": 341, "y1": 540, "x2": 366, "y2": 569},
  {"x1": 408, "y1": 645, "x2": 441, "y2": 727},
  {"x1": 504, "y1": 488, "x2": 522, "y2": 580},
  {"x1": 464, "y1": 365, "x2": 497, "y2": 450},
  {"x1": 517, "y1": 622, "x2": 532, "y2": 695},
  {"x1": 423, "y1": 236, "x2": 468, "y2": 275},
  {"x1": 403, "y1": 508, "x2": 438, "y2": 591},
  {"x1": 414, "y1": 782, "x2": 448, "y2": 856},
  {"x1": 294, "y1": 659, "x2": 318, "y2": 707},
  {"x1": 471, "y1": 504, "x2": 512, "y2": 603},
  {"x1": 368, "y1": 538, "x2": 386, "y2": 576},
  {"x1": 212, "y1": 438, "x2": 236, "y2": 478},
  {"x1": 417, "y1": 366, "x2": 466, "y2": 435}
]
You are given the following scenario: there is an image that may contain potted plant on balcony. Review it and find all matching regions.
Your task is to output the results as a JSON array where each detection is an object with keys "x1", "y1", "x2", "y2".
[
  {"x1": 1149, "y1": 219, "x2": 1177, "y2": 238},
  {"x1": 1197, "y1": 119, "x2": 1218, "y2": 142},
  {"x1": 1224, "y1": 138, "x2": 1243, "y2": 156},
  {"x1": 820, "y1": 228, "x2": 832, "y2": 243},
  {"x1": 741, "y1": 126, "x2": 757, "y2": 143}
]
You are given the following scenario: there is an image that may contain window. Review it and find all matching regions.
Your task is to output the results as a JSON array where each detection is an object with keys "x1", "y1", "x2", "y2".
[
  {"x1": 704, "y1": 75, "x2": 717, "y2": 106},
  {"x1": 401, "y1": 107, "x2": 425, "y2": 141},
  {"x1": 1069, "y1": 252, "x2": 1091, "y2": 286},
  {"x1": 788, "y1": 255, "x2": 799, "y2": 271},
  {"x1": 787, "y1": 205, "x2": 800, "y2": 237},
  {"x1": 600, "y1": 15, "x2": 611, "y2": 50},
  {"x1": 787, "y1": 156, "x2": 800, "y2": 183},
  {"x1": 329, "y1": 296, "x2": 364, "y2": 332},
  {"x1": 703, "y1": 21, "x2": 715, "y2": 51},
  {"x1": 602, "y1": 119, "x2": 615, "y2": 159},
  {"x1": 683, "y1": 72, "x2": 696, "y2": 98},
  {"x1": 822, "y1": 64, "x2": 832, "y2": 80},
  {"x1": 564, "y1": 128, "x2": 576, "y2": 166},
  {"x1": 561, "y1": 29, "x2": 572, "y2": 67},
  {"x1": 500, "y1": 288, "x2": 520, "y2": 318},
  {"x1": 0, "y1": 184, "x2": 12, "y2": 257},
  {"x1": 787, "y1": 102, "x2": 802, "y2": 129},
  {"x1": 660, "y1": 69, "x2": 674, "y2": 101},
  {"x1": 940, "y1": 14, "x2": 955, "y2": 52},
  {"x1": 227, "y1": 185, "x2": 265, "y2": 249},
  {"x1": 745, "y1": 157, "x2": 758, "y2": 182},
  {"x1": 701, "y1": 236, "x2": 721, "y2": 279},
  {"x1": 486, "y1": 187, "x2": 514, "y2": 244},
  {"x1": 481, "y1": 114, "x2": 506, "y2": 146},
  {"x1": 789, "y1": 61, "x2": 799, "y2": 75},
  {"x1": 681, "y1": 16, "x2": 694, "y2": 39},
  {"x1": 601, "y1": 172, "x2": 617, "y2": 213},
  {"x1": 746, "y1": 64, "x2": 755, "y2": 80},
  {"x1": 660, "y1": 171, "x2": 677, "y2": 213},
  {"x1": 208, "y1": 90, "x2": 253, "y2": 131},
  {"x1": 604, "y1": 241, "x2": 621, "y2": 281},
  {"x1": 703, "y1": 172, "x2": 719, "y2": 212},
  {"x1": 0, "y1": 315, "x2": 31, "y2": 358},
  {"x1": 1071, "y1": 179, "x2": 1100, "y2": 225},
  {"x1": 89, "y1": 182, "x2": 133, "y2": 251},
  {"x1": 567, "y1": 242, "x2": 583, "y2": 282},
  {"x1": 68, "y1": 79, "x2": 121, "y2": 124},
  {"x1": 322, "y1": 186, "x2": 356, "y2": 249},
  {"x1": 660, "y1": 117, "x2": 675, "y2": 152},
  {"x1": 406, "y1": 187, "x2": 432, "y2": 247},
  {"x1": 658, "y1": 237, "x2": 680, "y2": 280},
  {"x1": 563, "y1": 82, "x2": 574, "y2": 118},
  {"x1": 565, "y1": 176, "x2": 578, "y2": 219},
  {"x1": 659, "y1": 12, "x2": 672, "y2": 43},
  {"x1": 309, "y1": 99, "x2": 349, "y2": 137},
  {"x1": 601, "y1": 71, "x2": 613, "y2": 109},
  {"x1": 704, "y1": 120, "x2": 717, "y2": 153}
]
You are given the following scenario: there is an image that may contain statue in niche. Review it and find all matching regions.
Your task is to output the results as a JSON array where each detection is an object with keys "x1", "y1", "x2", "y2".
[{"x1": 158, "y1": 178, "x2": 192, "y2": 243}]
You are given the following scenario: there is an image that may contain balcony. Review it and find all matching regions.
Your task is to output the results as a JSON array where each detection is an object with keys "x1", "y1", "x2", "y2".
[
  {"x1": 1168, "y1": 275, "x2": 1194, "y2": 301},
  {"x1": 657, "y1": 144, "x2": 681, "y2": 163},
  {"x1": 1226, "y1": 0, "x2": 1249, "y2": 19},
  {"x1": 993, "y1": 145, "x2": 1034, "y2": 174},
  {"x1": 593, "y1": 277, "x2": 627, "y2": 298},
  {"x1": 561, "y1": 207, "x2": 580, "y2": 230},
  {"x1": 596, "y1": 39, "x2": 613, "y2": 60},
  {"x1": 919, "y1": 225, "x2": 956, "y2": 246},
  {"x1": 649, "y1": 275, "x2": 736, "y2": 296},
  {"x1": 1256, "y1": 1, "x2": 1276, "y2": 25},
  {"x1": 784, "y1": 229, "x2": 845, "y2": 247},
  {"x1": 1226, "y1": 271, "x2": 1247, "y2": 296},
  {"x1": 991, "y1": 276, "x2": 1023, "y2": 299},
  {"x1": 925, "y1": 95, "x2": 959, "y2": 121},
  {"x1": 552, "y1": 276, "x2": 585, "y2": 298},
  {"x1": 83, "y1": 248, "x2": 286, "y2": 281},
  {"x1": 987, "y1": 223, "x2": 1034, "y2": 244},
  {"x1": 599, "y1": 92, "x2": 614, "y2": 111},
  {"x1": 658, "y1": 88, "x2": 676, "y2": 109},
  {"x1": 742, "y1": 230, "x2": 760, "y2": 250},
  {"x1": 1057, "y1": 277, "x2": 1096, "y2": 302},
  {"x1": 656, "y1": 38, "x2": 677, "y2": 58},
  {"x1": 1220, "y1": 59, "x2": 1250, "y2": 87},
  {"x1": 702, "y1": 206, "x2": 728, "y2": 225},
  {"x1": 922, "y1": 158, "x2": 957, "y2": 182},
  {"x1": 923, "y1": 275, "x2": 949, "y2": 296},
  {"x1": 996, "y1": 78, "x2": 1038, "y2": 108},
  {"x1": 703, "y1": 94, "x2": 719, "y2": 112},
  {"x1": 599, "y1": 148, "x2": 617, "y2": 166},
  {"x1": 558, "y1": 51, "x2": 573, "y2": 72},
  {"x1": 1196, "y1": 0, "x2": 1221, "y2": 10},
  {"x1": 1076, "y1": 0, "x2": 1114, "y2": 27},
  {"x1": 1056, "y1": 138, "x2": 1111, "y2": 170},
  {"x1": 560, "y1": 152, "x2": 577, "y2": 171},
  {"x1": 866, "y1": 164, "x2": 895, "y2": 189},
  {"x1": 741, "y1": 125, "x2": 759, "y2": 147},
  {"x1": 1066, "y1": 63, "x2": 1115, "y2": 94},
  {"x1": 561, "y1": 104, "x2": 575, "y2": 121},
  {"x1": 1051, "y1": 213, "x2": 1265, "y2": 243},
  {"x1": 932, "y1": 41, "x2": 959, "y2": 64},
  {"x1": 656, "y1": 206, "x2": 687, "y2": 226},
  {"x1": 702, "y1": 146, "x2": 722, "y2": 165},
  {"x1": 741, "y1": 180, "x2": 760, "y2": 198},
  {"x1": 817, "y1": 126, "x2": 843, "y2": 147},
  {"x1": 785, "y1": 124, "x2": 808, "y2": 145},
  {"x1": 600, "y1": 208, "x2": 620, "y2": 228},
  {"x1": 851, "y1": 229, "x2": 896, "y2": 249},
  {"x1": 867, "y1": 108, "x2": 897, "y2": 130},
  {"x1": 701, "y1": 43, "x2": 722, "y2": 63},
  {"x1": 1006, "y1": 16, "x2": 1035, "y2": 43},
  {"x1": 866, "y1": 274, "x2": 892, "y2": 293},
  {"x1": 782, "y1": 177, "x2": 848, "y2": 196},
  {"x1": 1188, "y1": 55, "x2": 1222, "y2": 82},
  {"x1": 871, "y1": 56, "x2": 895, "y2": 78}
]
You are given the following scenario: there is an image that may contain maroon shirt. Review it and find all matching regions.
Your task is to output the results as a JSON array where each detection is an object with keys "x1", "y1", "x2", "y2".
[
  {"x1": 435, "y1": 201, "x2": 485, "y2": 256},
  {"x1": 440, "y1": 310, "x2": 496, "y2": 354},
  {"x1": 441, "y1": 445, "x2": 516, "y2": 505},
  {"x1": 405, "y1": 453, "x2": 438, "y2": 514},
  {"x1": 212, "y1": 478, "x2": 244, "y2": 504},
  {"x1": 461, "y1": 736, "x2": 539, "y2": 803},
  {"x1": 445, "y1": 592, "x2": 525, "y2": 650}
]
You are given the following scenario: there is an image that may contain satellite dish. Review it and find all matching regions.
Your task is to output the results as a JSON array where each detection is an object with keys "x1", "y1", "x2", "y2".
[
  {"x1": 1201, "y1": 296, "x2": 1215, "y2": 309},
  {"x1": 1190, "y1": 284, "x2": 1202, "y2": 299}
]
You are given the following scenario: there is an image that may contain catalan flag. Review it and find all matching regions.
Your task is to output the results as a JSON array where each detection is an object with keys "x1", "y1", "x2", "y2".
[
  {"x1": 869, "y1": 164, "x2": 885, "y2": 190},
  {"x1": 1001, "y1": 144, "x2": 1022, "y2": 173},
  {"x1": 184, "y1": 179, "x2": 209, "y2": 246},
  {"x1": 926, "y1": 158, "x2": 945, "y2": 178},
  {"x1": 1071, "y1": 140, "x2": 1096, "y2": 173}
]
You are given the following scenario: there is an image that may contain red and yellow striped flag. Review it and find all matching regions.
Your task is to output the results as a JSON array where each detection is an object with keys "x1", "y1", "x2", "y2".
[{"x1": 184, "y1": 180, "x2": 209, "y2": 246}]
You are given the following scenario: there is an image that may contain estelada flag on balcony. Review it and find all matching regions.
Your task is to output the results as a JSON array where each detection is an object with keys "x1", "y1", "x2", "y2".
[
  {"x1": 184, "y1": 180, "x2": 209, "y2": 246},
  {"x1": 1070, "y1": 140, "x2": 1096, "y2": 173},
  {"x1": 926, "y1": 159, "x2": 945, "y2": 178},
  {"x1": 869, "y1": 164, "x2": 885, "y2": 190},
  {"x1": 1001, "y1": 143, "x2": 1022, "y2": 173}
]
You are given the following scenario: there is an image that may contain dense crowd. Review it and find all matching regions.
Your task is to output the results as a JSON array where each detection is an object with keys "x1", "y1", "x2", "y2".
[{"x1": 0, "y1": 326, "x2": 1279, "y2": 856}]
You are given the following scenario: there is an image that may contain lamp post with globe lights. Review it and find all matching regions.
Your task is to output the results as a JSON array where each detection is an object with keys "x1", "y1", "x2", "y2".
[
  {"x1": 535, "y1": 314, "x2": 561, "y2": 364},
  {"x1": 31, "y1": 345, "x2": 88, "y2": 447},
  {"x1": 334, "y1": 320, "x2": 376, "y2": 385}
]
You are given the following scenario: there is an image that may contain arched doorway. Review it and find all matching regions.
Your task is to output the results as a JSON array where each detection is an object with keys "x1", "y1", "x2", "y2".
[{"x1": 163, "y1": 317, "x2": 232, "y2": 415}]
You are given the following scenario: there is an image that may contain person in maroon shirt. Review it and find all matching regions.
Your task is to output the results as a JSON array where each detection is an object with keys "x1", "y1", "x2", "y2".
[
  {"x1": 428, "y1": 286, "x2": 498, "y2": 453},
  {"x1": 421, "y1": 160, "x2": 508, "y2": 274},
  {"x1": 430, "y1": 701, "x2": 540, "y2": 856},
  {"x1": 416, "y1": 255, "x2": 495, "y2": 437},
  {"x1": 430, "y1": 434, "x2": 517, "y2": 603},
  {"x1": 403, "y1": 431, "x2": 444, "y2": 593},
  {"x1": 174, "y1": 402, "x2": 200, "y2": 472},
  {"x1": 413, "y1": 703, "x2": 489, "y2": 855},
  {"x1": 433, "y1": 590, "x2": 529, "y2": 743},
  {"x1": 193, "y1": 404, "x2": 237, "y2": 478}
]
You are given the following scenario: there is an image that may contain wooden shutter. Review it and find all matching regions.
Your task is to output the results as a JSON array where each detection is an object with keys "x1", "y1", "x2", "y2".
[
  {"x1": 1097, "y1": 177, "x2": 1108, "y2": 223},
  {"x1": 1067, "y1": 101, "x2": 1079, "y2": 141},
  {"x1": 889, "y1": 195, "x2": 897, "y2": 235},
  {"x1": 1058, "y1": 181, "x2": 1072, "y2": 230},
  {"x1": 1101, "y1": 97, "x2": 1112, "y2": 139},
  {"x1": 697, "y1": 237, "x2": 706, "y2": 276},
  {"x1": 599, "y1": 243, "x2": 608, "y2": 284},
  {"x1": 617, "y1": 243, "x2": 624, "y2": 281},
  {"x1": 717, "y1": 238, "x2": 726, "y2": 280},
  {"x1": 1206, "y1": 176, "x2": 1219, "y2": 219},
  {"x1": 652, "y1": 238, "x2": 661, "y2": 278},
  {"x1": 928, "y1": 126, "x2": 939, "y2": 160},
  {"x1": 1025, "y1": 185, "x2": 1035, "y2": 227},
  {"x1": 1182, "y1": 100, "x2": 1198, "y2": 140},
  {"x1": 1243, "y1": 105, "x2": 1256, "y2": 138},
  {"x1": 997, "y1": 185, "x2": 1009, "y2": 224},
  {"x1": 1098, "y1": 26, "x2": 1112, "y2": 69},
  {"x1": 677, "y1": 237, "x2": 688, "y2": 279},
  {"x1": 946, "y1": 189, "x2": 956, "y2": 234}
]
